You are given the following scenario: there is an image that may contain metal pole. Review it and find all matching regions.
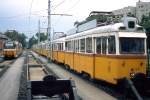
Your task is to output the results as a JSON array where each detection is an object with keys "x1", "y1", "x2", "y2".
[
  {"x1": 38, "y1": 19, "x2": 40, "y2": 44},
  {"x1": 147, "y1": 49, "x2": 150, "y2": 76},
  {"x1": 48, "y1": 0, "x2": 51, "y2": 41},
  {"x1": 48, "y1": 0, "x2": 51, "y2": 62}
]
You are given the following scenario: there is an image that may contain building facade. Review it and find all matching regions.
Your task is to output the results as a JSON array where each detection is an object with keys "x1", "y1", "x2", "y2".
[
  {"x1": 136, "y1": 1, "x2": 150, "y2": 22},
  {"x1": 113, "y1": 6, "x2": 136, "y2": 17},
  {"x1": 0, "y1": 34, "x2": 8, "y2": 50},
  {"x1": 112, "y1": 1, "x2": 150, "y2": 23}
]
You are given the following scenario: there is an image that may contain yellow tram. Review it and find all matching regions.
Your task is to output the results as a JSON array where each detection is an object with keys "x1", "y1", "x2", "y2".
[
  {"x1": 33, "y1": 16, "x2": 147, "y2": 85},
  {"x1": 3, "y1": 41, "x2": 22, "y2": 58}
]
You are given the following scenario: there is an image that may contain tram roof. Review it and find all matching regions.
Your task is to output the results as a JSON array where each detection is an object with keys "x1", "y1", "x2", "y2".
[
  {"x1": 65, "y1": 23, "x2": 124, "y2": 40},
  {"x1": 65, "y1": 22, "x2": 145, "y2": 40},
  {"x1": 52, "y1": 37, "x2": 66, "y2": 43}
]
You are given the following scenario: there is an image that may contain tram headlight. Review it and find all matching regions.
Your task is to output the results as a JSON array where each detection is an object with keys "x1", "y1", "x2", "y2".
[{"x1": 130, "y1": 72, "x2": 135, "y2": 78}]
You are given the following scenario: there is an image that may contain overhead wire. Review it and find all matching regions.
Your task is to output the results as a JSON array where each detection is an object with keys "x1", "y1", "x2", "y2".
[
  {"x1": 65, "y1": 0, "x2": 80, "y2": 12},
  {"x1": 52, "y1": 0, "x2": 66, "y2": 11},
  {"x1": 52, "y1": 0, "x2": 80, "y2": 28}
]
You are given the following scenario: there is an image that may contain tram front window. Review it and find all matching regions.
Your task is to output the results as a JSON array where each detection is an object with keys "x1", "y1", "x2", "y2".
[
  {"x1": 4, "y1": 43, "x2": 15, "y2": 49},
  {"x1": 119, "y1": 38, "x2": 145, "y2": 54}
]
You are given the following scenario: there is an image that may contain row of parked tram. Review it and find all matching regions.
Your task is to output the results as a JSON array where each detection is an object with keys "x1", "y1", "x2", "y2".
[{"x1": 32, "y1": 17, "x2": 148, "y2": 87}]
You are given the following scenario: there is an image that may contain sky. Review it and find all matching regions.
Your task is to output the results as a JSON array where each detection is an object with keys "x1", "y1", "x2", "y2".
[{"x1": 0, "y1": 0, "x2": 150, "y2": 39}]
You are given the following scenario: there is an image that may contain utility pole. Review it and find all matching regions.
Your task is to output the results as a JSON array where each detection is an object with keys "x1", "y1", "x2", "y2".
[
  {"x1": 48, "y1": 0, "x2": 51, "y2": 42},
  {"x1": 47, "y1": 0, "x2": 72, "y2": 62},
  {"x1": 47, "y1": 0, "x2": 51, "y2": 61},
  {"x1": 38, "y1": 19, "x2": 40, "y2": 44}
]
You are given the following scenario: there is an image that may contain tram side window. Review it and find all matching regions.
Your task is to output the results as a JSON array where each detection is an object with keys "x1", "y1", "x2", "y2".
[
  {"x1": 71, "y1": 41, "x2": 74, "y2": 51},
  {"x1": 108, "y1": 36, "x2": 116, "y2": 54},
  {"x1": 58, "y1": 43, "x2": 61, "y2": 51},
  {"x1": 74, "y1": 40, "x2": 79, "y2": 52},
  {"x1": 65, "y1": 42, "x2": 68, "y2": 51},
  {"x1": 53, "y1": 44, "x2": 57, "y2": 50},
  {"x1": 65, "y1": 41, "x2": 71, "y2": 51},
  {"x1": 96, "y1": 37, "x2": 101, "y2": 54},
  {"x1": 80, "y1": 38, "x2": 85, "y2": 52},
  {"x1": 86, "y1": 37, "x2": 92, "y2": 53},
  {"x1": 58, "y1": 43, "x2": 63, "y2": 51},
  {"x1": 102, "y1": 37, "x2": 107, "y2": 54},
  {"x1": 68, "y1": 41, "x2": 72, "y2": 51},
  {"x1": 75, "y1": 40, "x2": 77, "y2": 52},
  {"x1": 76, "y1": 40, "x2": 79, "y2": 52},
  {"x1": 75, "y1": 40, "x2": 79, "y2": 52},
  {"x1": 61, "y1": 43, "x2": 63, "y2": 51}
]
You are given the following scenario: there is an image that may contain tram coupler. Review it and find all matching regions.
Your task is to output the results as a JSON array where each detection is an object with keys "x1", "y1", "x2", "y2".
[{"x1": 27, "y1": 75, "x2": 79, "y2": 100}]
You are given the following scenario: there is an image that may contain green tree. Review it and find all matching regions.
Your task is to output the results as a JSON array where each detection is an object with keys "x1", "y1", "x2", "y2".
[
  {"x1": 5, "y1": 30, "x2": 19, "y2": 41},
  {"x1": 18, "y1": 33, "x2": 27, "y2": 48},
  {"x1": 35, "y1": 32, "x2": 47, "y2": 42},
  {"x1": 28, "y1": 36, "x2": 38, "y2": 48},
  {"x1": 74, "y1": 15, "x2": 107, "y2": 26},
  {"x1": 4, "y1": 30, "x2": 27, "y2": 48},
  {"x1": 140, "y1": 14, "x2": 150, "y2": 49}
]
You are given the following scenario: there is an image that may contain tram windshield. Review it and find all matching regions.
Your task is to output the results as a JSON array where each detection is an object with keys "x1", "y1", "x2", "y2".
[
  {"x1": 119, "y1": 38, "x2": 145, "y2": 54},
  {"x1": 4, "y1": 42, "x2": 15, "y2": 49}
]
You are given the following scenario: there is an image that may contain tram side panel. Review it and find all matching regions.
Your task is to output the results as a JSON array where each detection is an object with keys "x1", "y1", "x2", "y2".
[
  {"x1": 42, "y1": 49, "x2": 47, "y2": 57},
  {"x1": 95, "y1": 55, "x2": 119, "y2": 84},
  {"x1": 57, "y1": 51, "x2": 65, "y2": 63},
  {"x1": 73, "y1": 53, "x2": 82, "y2": 73},
  {"x1": 65, "y1": 52, "x2": 74, "y2": 69},
  {"x1": 76, "y1": 53, "x2": 94, "y2": 78},
  {"x1": 52, "y1": 51, "x2": 58, "y2": 61}
]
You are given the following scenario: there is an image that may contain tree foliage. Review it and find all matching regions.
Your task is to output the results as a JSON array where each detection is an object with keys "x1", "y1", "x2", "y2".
[
  {"x1": 140, "y1": 14, "x2": 150, "y2": 49},
  {"x1": 35, "y1": 32, "x2": 47, "y2": 42},
  {"x1": 28, "y1": 32, "x2": 47, "y2": 48},
  {"x1": 74, "y1": 15, "x2": 108, "y2": 26},
  {"x1": 4, "y1": 30, "x2": 27, "y2": 48},
  {"x1": 28, "y1": 36, "x2": 38, "y2": 48}
]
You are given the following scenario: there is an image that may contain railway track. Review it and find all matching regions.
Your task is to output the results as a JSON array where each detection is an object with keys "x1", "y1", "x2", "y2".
[{"x1": 18, "y1": 51, "x2": 79, "y2": 100}]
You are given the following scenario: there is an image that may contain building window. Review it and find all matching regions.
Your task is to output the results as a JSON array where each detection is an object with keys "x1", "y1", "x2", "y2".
[
  {"x1": 80, "y1": 38, "x2": 85, "y2": 52},
  {"x1": 102, "y1": 37, "x2": 107, "y2": 54},
  {"x1": 96, "y1": 37, "x2": 101, "y2": 54},
  {"x1": 86, "y1": 37, "x2": 92, "y2": 53},
  {"x1": 108, "y1": 36, "x2": 116, "y2": 54}
]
